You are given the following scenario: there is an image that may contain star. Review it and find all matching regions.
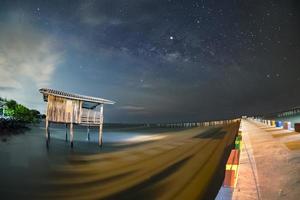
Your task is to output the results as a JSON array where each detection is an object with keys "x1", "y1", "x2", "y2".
[{"x1": 0, "y1": 0, "x2": 298, "y2": 123}]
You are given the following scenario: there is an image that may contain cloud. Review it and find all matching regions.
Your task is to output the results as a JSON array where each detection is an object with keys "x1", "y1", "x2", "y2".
[
  {"x1": 119, "y1": 105, "x2": 145, "y2": 111},
  {"x1": 140, "y1": 83, "x2": 155, "y2": 89},
  {"x1": 163, "y1": 52, "x2": 181, "y2": 62},
  {"x1": 0, "y1": 86, "x2": 16, "y2": 91},
  {"x1": 78, "y1": 0, "x2": 122, "y2": 26},
  {"x1": 0, "y1": 26, "x2": 61, "y2": 88},
  {"x1": 0, "y1": 11, "x2": 62, "y2": 109},
  {"x1": 77, "y1": 0, "x2": 160, "y2": 27}
]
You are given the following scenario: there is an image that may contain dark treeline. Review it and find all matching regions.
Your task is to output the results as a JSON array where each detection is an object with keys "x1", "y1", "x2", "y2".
[{"x1": 0, "y1": 97, "x2": 43, "y2": 135}]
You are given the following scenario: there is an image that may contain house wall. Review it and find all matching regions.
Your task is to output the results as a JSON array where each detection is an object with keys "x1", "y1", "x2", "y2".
[
  {"x1": 46, "y1": 95, "x2": 102, "y2": 125},
  {"x1": 47, "y1": 95, "x2": 81, "y2": 123}
]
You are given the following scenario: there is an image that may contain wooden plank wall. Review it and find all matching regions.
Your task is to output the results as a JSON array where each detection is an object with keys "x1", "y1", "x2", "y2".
[
  {"x1": 47, "y1": 95, "x2": 102, "y2": 125},
  {"x1": 47, "y1": 95, "x2": 81, "y2": 123}
]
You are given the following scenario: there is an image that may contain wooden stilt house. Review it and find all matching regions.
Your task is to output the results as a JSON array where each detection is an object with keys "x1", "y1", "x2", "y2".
[{"x1": 39, "y1": 88, "x2": 115, "y2": 148}]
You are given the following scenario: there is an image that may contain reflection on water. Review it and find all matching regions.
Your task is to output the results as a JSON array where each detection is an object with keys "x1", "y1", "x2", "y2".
[
  {"x1": 49, "y1": 127, "x2": 162, "y2": 143},
  {"x1": 0, "y1": 123, "x2": 238, "y2": 199},
  {"x1": 0, "y1": 123, "x2": 169, "y2": 199}
]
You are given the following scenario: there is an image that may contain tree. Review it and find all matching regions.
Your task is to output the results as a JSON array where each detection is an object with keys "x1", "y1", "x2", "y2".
[
  {"x1": 30, "y1": 109, "x2": 40, "y2": 117},
  {"x1": 0, "y1": 97, "x2": 40, "y2": 123},
  {"x1": 6, "y1": 100, "x2": 17, "y2": 110},
  {"x1": 4, "y1": 108, "x2": 14, "y2": 117},
  {"x1": 14, "y1": 104, "x2": 30, "y2": 122},
  {"x1": 30, "y1": 109, "x2": 41, "y2": 122}
]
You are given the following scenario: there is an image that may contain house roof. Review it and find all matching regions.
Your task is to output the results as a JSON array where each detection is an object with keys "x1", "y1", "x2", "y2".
[{"x1": 39, "y1": 88, "x2": 115, "y2": 105}]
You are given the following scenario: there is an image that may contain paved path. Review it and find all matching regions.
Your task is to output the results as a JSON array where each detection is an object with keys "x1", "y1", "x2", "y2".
[
  {"x1": 234, "y1": 119, "x2": 300, "y2": 200},
  {"x1": 40, "y1": 123, "x2": 239, "y2": 200},
  {"x1": 233, "y1": 120, "x2": 261, "y2": 200}
]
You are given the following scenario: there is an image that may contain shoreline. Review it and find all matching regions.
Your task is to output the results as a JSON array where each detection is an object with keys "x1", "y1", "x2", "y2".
[{"x1": 0, "y1": 119, "x2": 30, "y2": 138}]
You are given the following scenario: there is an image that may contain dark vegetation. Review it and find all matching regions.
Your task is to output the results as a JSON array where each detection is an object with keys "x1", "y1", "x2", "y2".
[{"x1": 0, "y1": 97, "x2": 43, "y2": 137}]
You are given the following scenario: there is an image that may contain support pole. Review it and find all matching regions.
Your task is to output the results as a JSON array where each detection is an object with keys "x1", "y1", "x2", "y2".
[
  {"x1": 70, "y1": 103, "x2": 74, "y2": 148},
  {"x1": 65, "y1": 123, "x2": 68, "y2": 142},
  {"x1": 45, "y1": 97, "x2": 50, "y2": 148},
  {"x1": 70, "y1": 123, "x2": 74, "y2": 148},
  {"x1": 99, "y1": 104, "x2": 103, "y2": 147},
  {"x1": 87, "y1": 126, "x2": 90, "y2": 141},
  {"x1": 46, "y1": 119, "x2": 50, "y2": 148}
]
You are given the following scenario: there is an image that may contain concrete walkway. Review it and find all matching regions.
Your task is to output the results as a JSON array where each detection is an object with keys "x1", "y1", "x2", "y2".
[
  {"x1": 232, "y1": 120, "x2": 261, "y2": 200},
  {"x1": 234, "y1": 119, "x2": 300, "y2": 200}
]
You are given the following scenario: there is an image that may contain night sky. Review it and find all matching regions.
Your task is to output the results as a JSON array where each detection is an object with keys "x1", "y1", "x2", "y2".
[{"x1": 0, "y1": 0, "x2": 299, "y2": 123}]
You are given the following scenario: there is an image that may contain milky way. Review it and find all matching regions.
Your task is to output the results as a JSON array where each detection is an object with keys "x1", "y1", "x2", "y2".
[{"x1": 0, "y1": 0, "x2": 299, "y2": 122}]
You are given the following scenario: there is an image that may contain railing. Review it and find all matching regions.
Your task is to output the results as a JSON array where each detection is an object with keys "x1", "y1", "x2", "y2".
[{"x1": 80, "y1": 108, "x2": 103, "y2": 124}]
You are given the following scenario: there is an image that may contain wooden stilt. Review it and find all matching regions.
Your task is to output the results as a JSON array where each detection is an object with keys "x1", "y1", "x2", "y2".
[
  {"x1": 46, "y1": 119, "x2": 49, "y2": 148},
  {"x1": 70, "y1": 123, "x2": 74, "y2": 148},
  {"x1": 65, "y1": 123, "x2": 68, "y2": 142},
  {"x1": 45, "y1": 97, "x2": 50, "y2": 148},
  {"x1": 99, "y1": 104, "x2": 103, "y2": 147},
  {"x1": 87, "y1": 126, "x2": 90, "y2": 141},
  {"x1": 48, "y1": 122, "x2": 50, "y2": 141}
]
